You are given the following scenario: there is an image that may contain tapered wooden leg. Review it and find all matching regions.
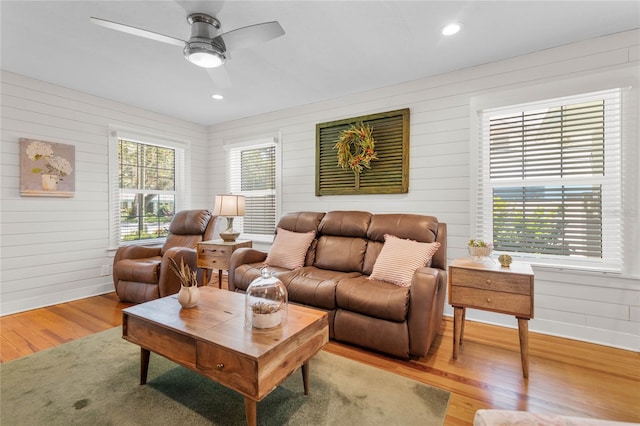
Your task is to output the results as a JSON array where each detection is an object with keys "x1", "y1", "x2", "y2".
[
  {"x1": 453, "y1": 306, "x2": 465, "y2": 359},
  {"x1": 244, "y1": 397, "x2": 257, "y2": 426},
  {"x1": 218, "y1": 269, "x2": 223, "y2": 289},
  {"x1": 302, "y1": 361, "x2": 310, "y2": 395},
  {"x1": 518, "y1": 317, "x2": 529, "y2": 378},
  {"x1": 140, "y1": 348, "x2": 150, "y2": 385}
]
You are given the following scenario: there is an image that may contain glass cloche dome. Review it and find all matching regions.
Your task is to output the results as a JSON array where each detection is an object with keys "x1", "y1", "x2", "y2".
[{"x1": 245, "y1": 267, "x2": 288, "y2": 331}]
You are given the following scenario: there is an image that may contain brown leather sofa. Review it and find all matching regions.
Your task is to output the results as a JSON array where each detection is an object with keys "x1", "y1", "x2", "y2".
[
  {"x1": 113, "y1": 209, "x2": 217, "y2": 303},
  {"x1": 229, "y1": 210, "x2": 447, "y2": 359}
]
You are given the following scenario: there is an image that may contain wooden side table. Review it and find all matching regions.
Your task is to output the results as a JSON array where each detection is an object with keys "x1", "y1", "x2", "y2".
[
  {"x1": 197, "y1": 239, "x2": 252, "y2": 288},
  {"x1": 448, "y1": 258, "x2": 534, "y2": 378}
]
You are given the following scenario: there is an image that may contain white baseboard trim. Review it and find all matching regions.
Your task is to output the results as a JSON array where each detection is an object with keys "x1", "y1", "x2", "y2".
[
  {"x1": 443, "y1": 308, "x2": 639, "y2": 352},
  {"x1": 0, "y1": 283, "x2": 115, "y2": 316}
]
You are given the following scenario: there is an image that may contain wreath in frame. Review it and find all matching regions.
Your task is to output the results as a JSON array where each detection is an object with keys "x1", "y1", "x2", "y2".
[{"x1": 333, "y1": 122, "x2": 378, "y2": 175}]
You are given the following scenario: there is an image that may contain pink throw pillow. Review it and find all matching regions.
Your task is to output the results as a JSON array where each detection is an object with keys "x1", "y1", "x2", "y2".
[
  {"x1": 265, "y1": 228, "x2": 316, "y2": 270},
  {"x1": 369, "y1": 234, "x2": 441, "y2": 287}
]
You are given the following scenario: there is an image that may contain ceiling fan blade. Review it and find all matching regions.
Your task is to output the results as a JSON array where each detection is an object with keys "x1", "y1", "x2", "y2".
[
  {"x1": 90, "y1": 17, "x2": 185, "y2": 47},
  {"x1": 216, "y1": 21, "x2": 284, "y2": 52},
  {"x1": 206, "y1": 66, "x2": 231, "y2": 89}
]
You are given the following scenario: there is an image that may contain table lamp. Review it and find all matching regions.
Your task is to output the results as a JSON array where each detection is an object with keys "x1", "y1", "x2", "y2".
[{"x1": 213, "y1": 194, "x2": 246, "y2": 242}]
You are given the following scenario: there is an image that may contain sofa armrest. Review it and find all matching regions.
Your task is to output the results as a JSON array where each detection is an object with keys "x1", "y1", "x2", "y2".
[
  {"x1": 407, "y1": 266, "x2": 447, "y2": 358},
  {"x1": 229, "y1": 248, "x2": 268, "y2": 292},
  {"x1": 158, "y1": 246, "x2": 199, "y2": 298}
]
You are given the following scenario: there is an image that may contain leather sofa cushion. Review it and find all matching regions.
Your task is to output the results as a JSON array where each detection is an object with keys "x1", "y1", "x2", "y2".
[
  {"x1": 277, "y1": 211, "x2": 325, "y2": 233},
  {"x1": 231, "y1": 262, "x2": 293, "y2": 292},
  {"x1": 333, "y1": 309, "x2": 410, "y2": 358},
  {"x1": 335, "y1": 275, "x2": 410, "y2": 322},
  {"x1": 318, "y1": 211, "x2": 371, "y2": 237},
  {"x1": 281, "y1": 267, "x2": 360, "y2": 310},
  {"x1": 113, "y1": 257, "x2": 161, "y2": 284},
  {"x1": 314, "y1": 236, "x2": 367, "y2": 272},
  {"x1": 367, "y1": 214, "x2": 438, "y2": 243}
]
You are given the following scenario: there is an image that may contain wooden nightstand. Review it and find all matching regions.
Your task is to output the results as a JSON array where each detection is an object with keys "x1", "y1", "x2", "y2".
[
  {"x1": 448, "y1": 258, "x2": 534, "y2": 378},
  {"x1": 197, "y1": 239, "x2": 252, "y2": 288}
]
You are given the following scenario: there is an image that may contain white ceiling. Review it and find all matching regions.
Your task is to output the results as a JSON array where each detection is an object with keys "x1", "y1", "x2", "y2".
[{"x1": 1, "y1": 1, "x2": 639, "y2": 126}]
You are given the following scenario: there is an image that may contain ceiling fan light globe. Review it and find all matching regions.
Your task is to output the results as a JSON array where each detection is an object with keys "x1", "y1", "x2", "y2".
[{"x1": 184, "y1": 43, "x2": 225, "y2": 68}]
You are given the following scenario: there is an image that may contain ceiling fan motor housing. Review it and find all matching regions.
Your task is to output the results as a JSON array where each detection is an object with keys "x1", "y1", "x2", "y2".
[{"x1": 184, "y1": 13, "x2": 226, "y2": 67}]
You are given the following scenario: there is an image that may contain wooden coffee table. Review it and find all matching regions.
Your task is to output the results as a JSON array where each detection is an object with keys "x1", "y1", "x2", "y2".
[{"x1": 122, "y1": 286, "x2": 329, "y2": 425}]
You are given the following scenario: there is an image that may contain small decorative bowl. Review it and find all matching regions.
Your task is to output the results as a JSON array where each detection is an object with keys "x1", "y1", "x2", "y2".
[{"x1": 468, "y1": 246, "x2": 493, "y2": 258}]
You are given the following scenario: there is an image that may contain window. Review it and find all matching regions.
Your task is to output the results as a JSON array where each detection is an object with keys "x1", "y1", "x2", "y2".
[
  {"x1": 475, "y1": 89, "x2": 622, "y2": 271},
  {"x1": 226, "y1": 138, "x2": 278, "y2": 241},
  {"x1": 108, "y1": 127, "x2": 189, "y2": 248},
  {"x1": 118, "y1": 139, "x2": 176, "y2": 242}
]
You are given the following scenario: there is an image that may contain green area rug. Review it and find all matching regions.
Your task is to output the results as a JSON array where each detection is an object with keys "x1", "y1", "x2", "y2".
[{"x1": 1, "y1": 327, "x2": 449, "y2": 425}]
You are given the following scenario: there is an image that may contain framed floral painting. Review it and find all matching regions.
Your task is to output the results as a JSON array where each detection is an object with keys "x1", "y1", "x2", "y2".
[{"x1": 20, "y1": 138, "x2": 75, "y2": 197}]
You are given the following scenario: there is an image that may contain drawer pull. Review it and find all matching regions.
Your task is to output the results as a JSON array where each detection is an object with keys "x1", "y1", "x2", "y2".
[
  {"x1": 486, "y1": 298, "x2": 492, "y2": 303},
  {"x1": 216, "y1": 363, "x2": 224, "y2": 371},
  {"x1": 486, "y1": 279, "x2": 492, "y2": 285}
]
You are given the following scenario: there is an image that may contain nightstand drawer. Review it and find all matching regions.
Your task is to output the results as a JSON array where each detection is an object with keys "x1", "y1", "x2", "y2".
[
  {"x1": 198, "y1": 246, "x2": 233, "y2": 258},
  {"x1": 196, "y1": 240, "x2": 253, "y2": 287},
  {"x1": 198, "y1": 255, "x2": 230, "y2": 270},
  {"x1": 450, "y1": 286, "x2": 532, "y2": 317},
  {"x1": 451, "y1": 268, "x2": 531, "y2": 295}
]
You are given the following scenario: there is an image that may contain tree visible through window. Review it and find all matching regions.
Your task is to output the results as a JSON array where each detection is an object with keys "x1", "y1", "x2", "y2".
[
  {"x1": 118, "y1": 139, "x2": 176, "y2": 242},
  {"x1": 476, "y1": 89, "x2": 621, "y2": 269}
]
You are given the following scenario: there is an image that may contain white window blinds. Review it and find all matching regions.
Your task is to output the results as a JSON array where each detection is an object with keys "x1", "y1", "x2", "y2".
[
  {"x1": 227, "y1": 138, "x2": 277, "y2": 239},
  {"x1": 477, "y1": 89, "x2": 622, "y2": 271}
]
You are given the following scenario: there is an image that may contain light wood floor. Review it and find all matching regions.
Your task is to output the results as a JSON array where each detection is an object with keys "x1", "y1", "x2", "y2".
[{"x1": 1, "y1": 291, "x2": 638, "y2": 425}]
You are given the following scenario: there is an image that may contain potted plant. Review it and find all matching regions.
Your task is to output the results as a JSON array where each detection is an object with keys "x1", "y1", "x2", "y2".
[{"x1": 250, "y1": 301, "x2": 283, "y2": 329}]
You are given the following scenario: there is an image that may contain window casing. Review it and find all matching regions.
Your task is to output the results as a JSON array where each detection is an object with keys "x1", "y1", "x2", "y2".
[
  {"x1": 109, "y1": 127, "x2": 189, "y2": 248},
  {"x1": 226, "y1": 138, "x2": 278, "y2": 242},
  {"x1": 475, "y1": 89, "x2": 622, "y2": 271}
]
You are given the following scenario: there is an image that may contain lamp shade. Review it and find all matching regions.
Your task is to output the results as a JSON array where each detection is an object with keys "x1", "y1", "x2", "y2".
[{"x1": 213, "y1": 194, "x2": 246, "y2": 217}]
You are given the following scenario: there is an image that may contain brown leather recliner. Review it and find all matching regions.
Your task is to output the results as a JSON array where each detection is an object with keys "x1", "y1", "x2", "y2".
[{"x1": 113, "y1": 209, "x2": 217, "y2": 303}]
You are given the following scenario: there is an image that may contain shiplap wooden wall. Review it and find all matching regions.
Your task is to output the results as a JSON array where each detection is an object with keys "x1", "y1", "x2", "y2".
[
  {"x1": 0, "y1": 72, "x2": 210, "y2": 314},
  {"x1": 1, "y1": 30, "x2": 638, "y2": 351},
  {"x1": 208, "y1": 30, "x2": 640, "y2": 351}
]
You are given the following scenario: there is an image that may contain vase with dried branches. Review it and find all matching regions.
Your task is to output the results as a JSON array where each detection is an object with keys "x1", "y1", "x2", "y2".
[{"x1": 169, "y1": 257, "x2": 200, "y2": 308}]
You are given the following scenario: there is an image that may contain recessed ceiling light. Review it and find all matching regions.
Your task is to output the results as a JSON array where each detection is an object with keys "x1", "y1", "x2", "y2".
[
  {"x1": 212, "y1": 94, "x2": 224, "y2": 100},
  {"x1": 442, "y1": 23, "x2": 461, "y2": 36}
]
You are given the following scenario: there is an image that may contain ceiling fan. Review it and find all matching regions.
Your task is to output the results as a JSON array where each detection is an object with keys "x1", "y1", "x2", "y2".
[{"x1": 90, "y1": 10, "x2": 285, "y2": 86}]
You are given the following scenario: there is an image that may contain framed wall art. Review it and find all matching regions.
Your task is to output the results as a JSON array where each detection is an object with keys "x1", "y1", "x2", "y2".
[
  {"x1": 316, "y1": 108, "x2": 409, "y2": 196},
  {"x1": 20, "y1": 138, "x2": 75, "y2": 197}
]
